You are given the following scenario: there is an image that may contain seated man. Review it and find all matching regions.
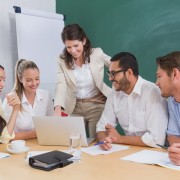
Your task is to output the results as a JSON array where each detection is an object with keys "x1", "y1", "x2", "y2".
[
  {"x1": 156, "y1": 51, "x2": 180, "y2": 165},
  {"x1": 96, "y1": 52, "x2": 168, "y2": 150}
]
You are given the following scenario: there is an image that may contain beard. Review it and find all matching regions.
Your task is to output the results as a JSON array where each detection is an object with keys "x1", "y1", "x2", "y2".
[{"x1": 112, "y1": 75, "x2": 131, "y2": 92}]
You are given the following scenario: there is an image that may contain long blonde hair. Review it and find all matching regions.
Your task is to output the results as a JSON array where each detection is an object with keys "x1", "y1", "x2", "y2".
[{"x1": 13, "y1": 59, "x2": 39, "y2": 100}]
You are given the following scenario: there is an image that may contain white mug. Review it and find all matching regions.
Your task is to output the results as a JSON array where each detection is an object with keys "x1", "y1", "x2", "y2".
[{"x1": 7, "y1": 140, "x2": 25, "y2": 151}]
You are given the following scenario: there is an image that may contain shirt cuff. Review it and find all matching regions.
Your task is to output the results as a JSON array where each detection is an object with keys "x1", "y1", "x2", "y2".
[
  {"x1": 141, "y1": 132, "x2": 159, "y2": 148},
  {"x1": 0, "y1": 127, "x2": 15, "y2": 144}
]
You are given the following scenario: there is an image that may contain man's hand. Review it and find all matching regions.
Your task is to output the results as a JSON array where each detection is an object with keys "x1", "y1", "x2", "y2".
[
  {"x1": 99, "y1": 124, "x2": 122, "y2": 150},
  {"x1": 168, "y1": 143, "x2": 180, "y2": 166},
  {"x1": 100, "y1": 136, "x2": 116, "y2": 150},
  {"x1": 105, "y1": 124, "x2": 122, "y2": 143}
]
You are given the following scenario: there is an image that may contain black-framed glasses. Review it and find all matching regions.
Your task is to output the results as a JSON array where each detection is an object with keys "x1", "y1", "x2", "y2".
[{"x1": 106, "y1": 69, "x2": 126, "y2": 79}]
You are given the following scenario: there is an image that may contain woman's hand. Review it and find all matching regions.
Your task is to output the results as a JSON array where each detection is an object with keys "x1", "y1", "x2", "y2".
[
  {"x1": 54, "y1": 105, "x2": 62, "y2": 116},
  {"x1": 6, "y1": 93, "x2": 21, "y2": 111}
]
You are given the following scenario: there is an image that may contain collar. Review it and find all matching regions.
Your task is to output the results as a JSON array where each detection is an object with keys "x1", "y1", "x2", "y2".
[
  {"x1": 171, "y1": 96, "x2": 180, "y2": 106},
  {"x1": 131, "y1": 76, "x2": 143, "y2": 96},
  {"x1": 21, "y1": 90, "x2": 42, "y2": 104},
  {"x1": 72, "y1": 58, "x2": 88, "y2": 68}
]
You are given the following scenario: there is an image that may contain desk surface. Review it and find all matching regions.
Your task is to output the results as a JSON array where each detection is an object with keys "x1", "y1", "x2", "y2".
[{"x1": 0, "y1": 139, "x2": 179, "y2": 180}]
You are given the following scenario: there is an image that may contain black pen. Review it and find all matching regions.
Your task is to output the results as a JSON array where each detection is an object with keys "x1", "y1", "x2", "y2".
[{"x1": 156, "y1": 144, "x2": 168, "y2": 149}]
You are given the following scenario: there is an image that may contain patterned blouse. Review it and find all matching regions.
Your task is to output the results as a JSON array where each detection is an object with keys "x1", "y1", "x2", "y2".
[{"x1": 0, "y1": 99, "x2": 15, "y2": 144}]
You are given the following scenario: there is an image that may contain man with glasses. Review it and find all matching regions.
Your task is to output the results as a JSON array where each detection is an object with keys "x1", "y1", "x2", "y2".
[
  {"x1": 156, "y1": 51, "x2": 180, "y2": 165},
  {"x1": 96, "y1": 52, "x2": 168, "y2": 150}
]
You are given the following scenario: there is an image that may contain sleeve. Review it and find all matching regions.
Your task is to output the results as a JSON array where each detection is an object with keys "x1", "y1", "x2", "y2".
[
  {"x1": 0, "y1": 126, "x2": 15, "y2": 144},
  {"x1": 98, "y1": 48, "x2": 111, "y2": 67},
  {"x1": 141, "y1": 88, "x2": 168, "y2": 147},
  {"x1": 166, "y1": 98, "x2": 180, "y2": 136},
  {"x1": 46, "y1": 92, "x2": 54, "y2": 116},
  {"x1": 54, "y1": 58, "x2": 67, "y2": 109},
  {"x1": 2, "y1": 98, "x2": 13, "y2": 123},
  {"x1": 96, "y1": 91, "x2": 118, "y2": 132}
]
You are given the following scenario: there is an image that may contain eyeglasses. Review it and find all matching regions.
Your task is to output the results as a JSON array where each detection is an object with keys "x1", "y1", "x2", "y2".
[{"x1": 106, "y1": 69, "x2": 126, "y2": 79}]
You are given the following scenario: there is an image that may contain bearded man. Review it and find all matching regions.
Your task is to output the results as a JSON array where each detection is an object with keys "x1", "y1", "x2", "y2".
[{"x1": 96, "y1": 52, "x2": 168, "y2": 150}]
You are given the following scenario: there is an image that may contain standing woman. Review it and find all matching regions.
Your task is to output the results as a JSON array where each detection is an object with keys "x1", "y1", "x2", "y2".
[
  {"x1": 0, "y1": 65, "x2": 20, "y2": 143},
  {"x1": 3, "y1": 60, "x2": 54, "y2": 140},
  {"x1": 54, "y1": 24, "x2": 112, "y2": 138}
]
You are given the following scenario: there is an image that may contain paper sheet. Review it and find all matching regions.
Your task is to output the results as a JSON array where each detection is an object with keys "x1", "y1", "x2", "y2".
[
  {"x1": 0, "y1": 152, "x2": 10, "y2": 158},
  {"x1": 121, "y1": 150, "x2": 180, "y2": 170},
  {"x1": 121, "y1": 150, "x2": 167, "y2": 164},
  {"x1": 81, "y1": 144, "x2": 129, "y2": 155}
]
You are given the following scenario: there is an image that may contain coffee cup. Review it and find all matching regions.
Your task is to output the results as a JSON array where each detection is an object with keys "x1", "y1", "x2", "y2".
[{"x1": 7, "y1": 140, "x2": 26, "y2": 151}]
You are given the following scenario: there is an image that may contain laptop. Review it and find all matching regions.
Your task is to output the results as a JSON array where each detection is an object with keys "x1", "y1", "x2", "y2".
[{"x1": 33, "y1": 116, "x2": 95, "y2": 147}]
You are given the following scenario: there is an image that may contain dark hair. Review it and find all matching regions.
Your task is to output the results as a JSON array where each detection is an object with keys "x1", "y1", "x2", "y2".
[
  {"x1": 110, "y1": 52, "x2": 139, "y2": 77},
  {"x1": 13, "y1": 59, "x2": 39, "y2": 100},
  {"x1": 0, "y1": 115, "x2": 6, "y2": 135},
  {"x1": 0, "y1": 65, "x2": 4, "y2": 70},
  {"x1": 156, "y1": 51, "x2": 180, "y2": 76},
  {"x1": 60, "y1": 24, "x2": 92, "y2": 69},
  {"x1": 0, "y1": 66, "x2": 6, "y2": 135}
]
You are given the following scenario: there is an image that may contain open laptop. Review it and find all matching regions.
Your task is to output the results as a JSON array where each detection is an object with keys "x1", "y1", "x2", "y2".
[{"x1": 33, "y1": 116, "x2": 95, "y2": 147}]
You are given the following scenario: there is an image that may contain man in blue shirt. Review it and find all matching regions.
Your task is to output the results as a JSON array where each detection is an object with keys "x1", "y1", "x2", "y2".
[{"x1": 156, "y1": 51, "x2": 180, "y2": 166}]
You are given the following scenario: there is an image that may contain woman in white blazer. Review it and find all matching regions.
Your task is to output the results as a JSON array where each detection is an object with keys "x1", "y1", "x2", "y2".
[{"x1": 54, "y1": 24, "x2": 112, "y2": 138}]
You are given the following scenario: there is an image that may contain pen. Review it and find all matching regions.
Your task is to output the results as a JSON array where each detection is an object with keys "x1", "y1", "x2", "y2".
[
  {"x1": 94, "y1": 141, "x2": 106, "y2": 146},
  {"x1": 156, "y1": 144, "x2": 168, "y2": 149}
]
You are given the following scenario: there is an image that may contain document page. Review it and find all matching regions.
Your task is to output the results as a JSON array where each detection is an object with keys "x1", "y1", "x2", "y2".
[
  {"x1": 81, "y1": 144, "x2": 129, "y2": 155},
  {"x1": 0, "y1": 152, "x2": 10, "y2": 158},
  {"x1": 121, "y1": 150, "x2": 167, "y2": 164},
  {"x1": 121, "y1": 150, "x2": 180, "y2": 170}
]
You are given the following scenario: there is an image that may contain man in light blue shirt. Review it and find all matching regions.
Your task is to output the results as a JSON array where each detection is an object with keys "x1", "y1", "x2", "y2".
[
  {"x1": 167, "y1": 97, "x2": 180, "y2": 136},
  {"x1": 156, "y1": 51, "x2": 180, "y2": 165}
]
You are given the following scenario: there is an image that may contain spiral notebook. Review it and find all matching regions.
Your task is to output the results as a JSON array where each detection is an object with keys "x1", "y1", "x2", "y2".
[{"x1": 33, "y1": 116, "x2": 94, "y2": 147}]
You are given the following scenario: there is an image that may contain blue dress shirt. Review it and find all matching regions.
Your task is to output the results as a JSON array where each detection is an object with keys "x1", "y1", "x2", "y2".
[{"x1": 167, "y1": 96, "x2": 180, "y2": 136}]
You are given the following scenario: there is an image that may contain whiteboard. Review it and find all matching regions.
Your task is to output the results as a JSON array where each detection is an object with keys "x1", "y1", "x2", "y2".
[{"x1": 15, "y1": 8, "x2": 65, "y2": 98}]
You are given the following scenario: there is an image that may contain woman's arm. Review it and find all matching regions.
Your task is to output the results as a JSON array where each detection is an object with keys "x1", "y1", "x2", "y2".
[
  {"x1": 6, "y1": 93, "x2": 21, "y2": 135},
  {"x1": 14, "y1": 130, "x2": 37, "y2": 140},
  {"x1": 54, "y1": 59, "x2": 67, "y2": 113}
]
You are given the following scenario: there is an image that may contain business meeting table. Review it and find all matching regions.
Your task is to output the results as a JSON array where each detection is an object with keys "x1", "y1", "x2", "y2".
[{"x1": 0, "y1": 139, "x2": 179, "y2": 180}]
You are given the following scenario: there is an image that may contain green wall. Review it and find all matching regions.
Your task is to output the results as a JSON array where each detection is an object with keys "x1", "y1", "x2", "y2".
[{"x1": 56, "y1": 0, "x2": 180, "y2": 83}]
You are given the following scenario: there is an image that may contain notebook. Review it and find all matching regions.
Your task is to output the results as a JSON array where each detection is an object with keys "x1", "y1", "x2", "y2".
[{"x1": 33, "y1": 116, "x2": 95, "y2": 147}]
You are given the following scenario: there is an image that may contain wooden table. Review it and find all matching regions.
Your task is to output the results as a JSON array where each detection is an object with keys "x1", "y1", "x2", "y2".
[{"x1": 0, "y1": 139, "x2": 179, "y2": 180}]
